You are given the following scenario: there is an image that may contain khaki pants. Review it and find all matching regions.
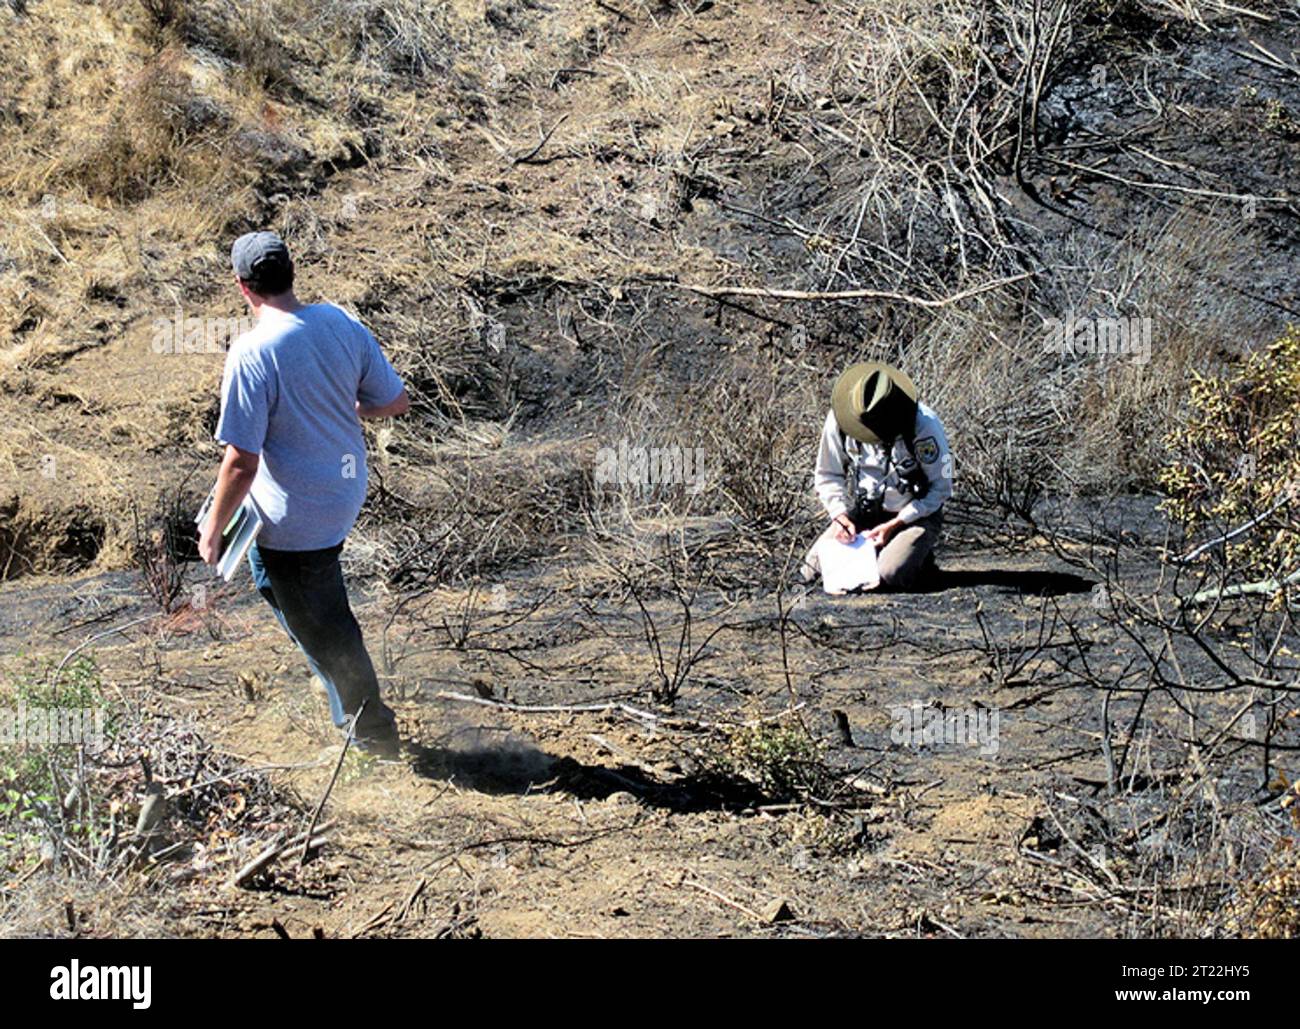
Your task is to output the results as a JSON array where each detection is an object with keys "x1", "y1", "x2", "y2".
[{"x1": 801, "y1": 510, "x2": 943, "y2": 590}]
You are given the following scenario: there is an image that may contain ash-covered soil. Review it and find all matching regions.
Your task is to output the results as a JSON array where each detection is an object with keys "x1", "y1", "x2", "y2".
[{"x1": 1, "y1": 499, "x2": 1281, "y2": 939}]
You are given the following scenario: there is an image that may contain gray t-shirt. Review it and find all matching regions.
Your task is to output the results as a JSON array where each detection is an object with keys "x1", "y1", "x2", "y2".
[{"x1": 215, "y1": 303, "x2": 404, "y2": 551}]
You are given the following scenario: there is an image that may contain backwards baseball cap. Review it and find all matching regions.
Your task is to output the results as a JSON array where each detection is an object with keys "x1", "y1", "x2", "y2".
[{"x1": 230, "y1": 231, "x2": 292, "y2": 282}]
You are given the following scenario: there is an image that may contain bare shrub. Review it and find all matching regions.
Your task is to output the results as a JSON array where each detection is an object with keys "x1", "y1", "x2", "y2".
[
  {"x1": 1005, "y1": 479, "x2": 1300, "y2": 935},
  {"x1": 129, "y1": 470, "x2": 201, "y2": 614},
  {"x1": 606, "y1": 544, "x2": 735, "y2": 707},
  {"x1": 1, "y1": 657, "x2": 308, "y2": 935},
  {"x1": 362, "y1": 437, "x2": 594, "y2": 589}
]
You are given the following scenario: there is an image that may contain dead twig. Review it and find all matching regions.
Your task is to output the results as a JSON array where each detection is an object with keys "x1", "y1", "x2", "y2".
[
  {"x1": 512, "y1": 114, "x2": 570, "y2": 166},
  {"x1": 433, "y1": 689, "x2": 805, "y2": 732},
  {"x1": 229, "y1": 822, "x2": 335, "y2": 889},
  {"x1": 682, "y1": 877, "x2": 766, "y2": 922},
  {"x1": 664, "y1": 271, "x2": 1034, "y2": 308},
  {"x1": 300, "y1": 702, "x2": 367, "y2": 867}
]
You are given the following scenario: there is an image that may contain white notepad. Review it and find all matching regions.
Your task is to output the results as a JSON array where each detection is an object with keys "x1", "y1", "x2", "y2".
[
  {"x1": 815, "y1": 532, "x2": 880, "y2": 595},
  {"x1": 195, "y1": 489, "x2": 264, "y2": 582}
]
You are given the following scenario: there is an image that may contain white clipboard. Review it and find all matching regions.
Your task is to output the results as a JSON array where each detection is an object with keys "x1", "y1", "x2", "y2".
[
  {"x1": 195, "y1": 489, "x2": 264, "y2": 582},
  {"x1": 815, "y1": 532, "x2": 880, "y2": 595}
]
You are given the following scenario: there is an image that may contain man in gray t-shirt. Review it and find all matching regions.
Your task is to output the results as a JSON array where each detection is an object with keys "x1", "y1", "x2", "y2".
[
  {"x1": 216, "y1": 297, "x2": 403, "y2": 549},
  {"x1": 199, "y1": 231, "x2": 410, "y2": 757}
]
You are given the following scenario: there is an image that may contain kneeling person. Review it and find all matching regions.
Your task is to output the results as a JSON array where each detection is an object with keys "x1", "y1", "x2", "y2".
[{"x1": 803, "y1": 361, "x2": 952, "y2": 590}]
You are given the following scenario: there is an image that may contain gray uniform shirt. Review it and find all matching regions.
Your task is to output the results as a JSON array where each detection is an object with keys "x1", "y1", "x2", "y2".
[{"x1": 813, "y1": 403, "x2": 953, "y2": 524}]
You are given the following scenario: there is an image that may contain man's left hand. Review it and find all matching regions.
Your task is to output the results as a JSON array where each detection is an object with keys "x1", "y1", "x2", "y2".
[{"x1": 864, "y1": 517, "x2": 904, "y2": 548}]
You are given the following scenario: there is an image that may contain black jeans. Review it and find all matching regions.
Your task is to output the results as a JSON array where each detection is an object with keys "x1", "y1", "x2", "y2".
[{"x1": 247, "y1": 542, "x2": 396, "y2": 741}]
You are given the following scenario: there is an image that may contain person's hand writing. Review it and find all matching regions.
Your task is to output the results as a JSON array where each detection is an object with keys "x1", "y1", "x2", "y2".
[{"x1": 831, "y1": 513, "x2": 857, "y2": 543}]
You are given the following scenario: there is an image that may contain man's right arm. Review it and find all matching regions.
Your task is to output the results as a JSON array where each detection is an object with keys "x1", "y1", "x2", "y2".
[
  {"x1": 207, "y1": 350, "x2": 269, "y2": 565},
  {"x1": 357, "y1": 388, "x2": 409, "y2": 419}
]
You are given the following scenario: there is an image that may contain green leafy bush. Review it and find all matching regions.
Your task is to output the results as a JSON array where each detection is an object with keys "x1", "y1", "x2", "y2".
[{"x1": 1159, "y1": 326, "x2": 1300, "y2": 582}]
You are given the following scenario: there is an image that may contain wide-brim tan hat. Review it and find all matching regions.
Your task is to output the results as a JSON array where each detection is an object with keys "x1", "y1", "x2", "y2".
[{"x1": 831, "y1": 361, "x2": 918, "y2": 444}]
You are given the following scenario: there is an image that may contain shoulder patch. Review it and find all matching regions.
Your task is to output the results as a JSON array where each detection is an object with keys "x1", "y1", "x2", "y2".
[{"x1": 915, "y1": 436, "x2": 940, "y2": 464}]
